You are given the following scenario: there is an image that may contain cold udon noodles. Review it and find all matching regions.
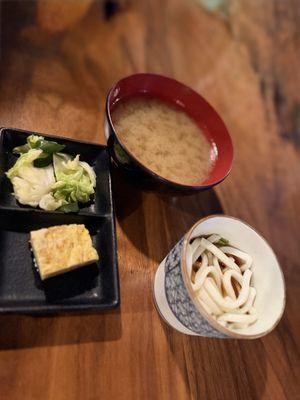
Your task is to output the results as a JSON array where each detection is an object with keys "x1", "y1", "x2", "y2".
[{"x1": 187, "y1": 234, "x2": 257, "y2": 330}]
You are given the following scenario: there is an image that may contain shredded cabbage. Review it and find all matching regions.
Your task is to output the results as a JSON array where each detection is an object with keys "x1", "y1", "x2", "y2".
[
  {"x1": 6, "y1": 149, "x2": 57, "y2": 208},
  {"x1": 52, "y1": 154, "x2": 96, "y2": 212},
  {"x1": 6, "y1": 141, "x2": 96, "y2": 212}
]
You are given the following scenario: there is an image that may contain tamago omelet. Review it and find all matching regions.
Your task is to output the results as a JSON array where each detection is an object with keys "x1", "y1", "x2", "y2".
[{"x1": 30, "y1": 224, "x2": 99, "y2": 280}]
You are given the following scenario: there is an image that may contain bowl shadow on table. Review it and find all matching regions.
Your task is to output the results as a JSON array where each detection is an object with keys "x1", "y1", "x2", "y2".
[
  {"x1": 112, "y1": 166, "x2": 223, "y2": 264},
  {"x1": 160, "y1": 320, "x2": 268, "y2": 399},
  {"x1": 0, "y1": 309, "x2": 122, "y2": 350}
]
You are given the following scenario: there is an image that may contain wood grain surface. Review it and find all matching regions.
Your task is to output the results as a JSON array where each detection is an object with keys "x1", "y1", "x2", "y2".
[{"x1": 0, "y1": 1, "x2": 299, "y2": 399}]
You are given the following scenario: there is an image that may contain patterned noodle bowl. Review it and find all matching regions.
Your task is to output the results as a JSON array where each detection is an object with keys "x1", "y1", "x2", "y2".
[{"x1": 153, "y1": 215, "x2": 286, "y2": 339}]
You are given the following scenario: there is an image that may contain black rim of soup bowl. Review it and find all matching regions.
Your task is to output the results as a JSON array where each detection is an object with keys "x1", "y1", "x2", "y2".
[{"x1": 105, "y1": 73, "x2": 234, "y2": 194}]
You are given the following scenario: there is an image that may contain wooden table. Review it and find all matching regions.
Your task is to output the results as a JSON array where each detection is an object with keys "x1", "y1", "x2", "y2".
[{"x1": 0, "y1": 1, "x2": 299, "y2": 399}]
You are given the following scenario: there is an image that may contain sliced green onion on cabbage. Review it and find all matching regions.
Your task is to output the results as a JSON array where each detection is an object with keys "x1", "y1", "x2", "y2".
[{"x1": 13, "y1": 135, "x2": 65, "y2": 168}]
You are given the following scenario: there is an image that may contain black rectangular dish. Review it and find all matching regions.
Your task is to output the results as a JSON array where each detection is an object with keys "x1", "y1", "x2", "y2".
[
  {"x1": 0, "y1": 127, "x2": 119, "y2": 314},
  {"x1": 0, "y1": 128, "x2": 112, "y2": 215}
]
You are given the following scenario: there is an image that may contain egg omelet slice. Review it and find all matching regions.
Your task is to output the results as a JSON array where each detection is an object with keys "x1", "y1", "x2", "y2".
[{"x1": 30, "y1": 224, "x2": 99, "y2": 280}]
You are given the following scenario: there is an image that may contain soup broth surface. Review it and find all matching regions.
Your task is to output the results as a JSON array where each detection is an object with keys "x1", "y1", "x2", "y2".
[{"x1": 112, "y1": 96, "x2": 214, "y2": 185}]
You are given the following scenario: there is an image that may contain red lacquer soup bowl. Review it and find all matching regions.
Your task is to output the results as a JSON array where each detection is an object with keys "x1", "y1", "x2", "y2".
[{"x1": 105, "y1": 73, "x2": 233, "y2": 194}]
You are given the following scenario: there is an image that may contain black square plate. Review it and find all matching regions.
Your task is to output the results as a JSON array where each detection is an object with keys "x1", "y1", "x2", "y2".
[
  {"x1": 0, "y1": 128, "x2": 119, "y2": 314},
  {"x1": 0, "y1": 128, "x2": 112, "y2": 215}
]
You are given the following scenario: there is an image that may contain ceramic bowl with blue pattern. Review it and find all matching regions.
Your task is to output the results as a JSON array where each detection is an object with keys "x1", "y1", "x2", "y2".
[{"x1": 153, "y1": 215, "x2": 285, "y2": 339}]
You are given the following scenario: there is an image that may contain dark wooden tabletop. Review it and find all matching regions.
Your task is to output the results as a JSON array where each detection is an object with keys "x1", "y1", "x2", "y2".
[{"x1": 0, "y1": 1, "x2": 299, "y2": 399}]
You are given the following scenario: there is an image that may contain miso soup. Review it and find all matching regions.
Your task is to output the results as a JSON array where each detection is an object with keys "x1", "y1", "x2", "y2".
[{"x1": 112, "y1": 96, "x2": 214, "y2": 185}]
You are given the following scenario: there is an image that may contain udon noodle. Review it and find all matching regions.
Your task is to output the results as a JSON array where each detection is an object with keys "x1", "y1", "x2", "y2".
[{"x1": 187, "y1": 235, "x2": 257, "y2": 330}]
